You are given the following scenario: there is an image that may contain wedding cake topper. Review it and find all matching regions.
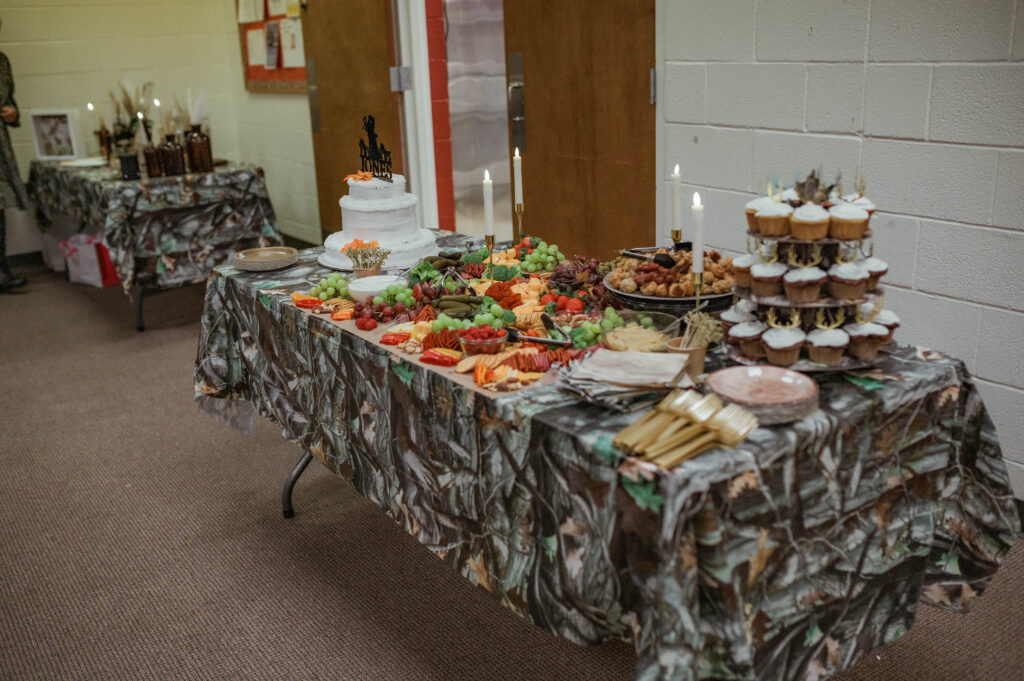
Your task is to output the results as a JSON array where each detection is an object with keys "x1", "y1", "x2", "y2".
[{"x1": 358, "y1": 115, "x2": 393, "y2": 181}]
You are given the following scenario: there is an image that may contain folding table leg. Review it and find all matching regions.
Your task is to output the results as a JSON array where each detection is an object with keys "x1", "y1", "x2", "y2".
[
  {"x1": 134, "y1": 286, "x2": 146, "y2": 332},
  {"x1": 282, "y1": 450, "x2": 314, "y2": 519}
]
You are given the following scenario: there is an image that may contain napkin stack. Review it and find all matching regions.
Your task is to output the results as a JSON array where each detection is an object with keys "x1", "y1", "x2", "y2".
[{"x1": 557, "y1": 349, "x2": 694, "y2": 412}]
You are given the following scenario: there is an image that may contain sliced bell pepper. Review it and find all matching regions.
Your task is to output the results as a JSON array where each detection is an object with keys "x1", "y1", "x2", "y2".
[
  {"x1": 380, "y1": 332, "x2": 411, "y2": 346},
  {"x1": 294, "y1": 298, "x2": 321, "y2": 309},
  {"x1": 331, "y1": 309, "x2": 354, "y2": 321},
  {"x1": 420, "y1": 349, "x2": 459, "y2": 367}
]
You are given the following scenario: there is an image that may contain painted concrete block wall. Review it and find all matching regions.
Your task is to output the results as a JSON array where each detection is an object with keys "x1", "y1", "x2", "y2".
[
  {"x1": 661, "y1": 0, "x2": 1024, "y2": 498},
  {"x1": 215, "y1": 1, "x2": 319, "y2": 244},
  {"x1": 1, "y1": 0, "x2": 319, "y2": 253}
]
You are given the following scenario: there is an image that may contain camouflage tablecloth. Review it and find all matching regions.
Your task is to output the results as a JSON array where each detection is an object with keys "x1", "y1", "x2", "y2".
[
  {"x1": 193, "y1": 242, "x2": 1020, "y2": 681},
  {"x1": 28, "y1": 160, "x2": 282, "y2": 292}
]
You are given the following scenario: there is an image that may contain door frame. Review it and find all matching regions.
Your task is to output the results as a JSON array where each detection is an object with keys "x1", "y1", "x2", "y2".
[
  {"x1": 655, "y1": 0, "x2": 666, "y2": 244},
  {"x1": 394, "y1": 0, "x2": 440, "y2": 231}
]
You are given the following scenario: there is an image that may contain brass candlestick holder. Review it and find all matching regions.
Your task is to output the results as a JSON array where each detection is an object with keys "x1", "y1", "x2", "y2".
[
  {"x1": 514, "y1": 203, "x2": 524, "y2": 244},
  {"x1": 670, "y1": 228, "x2": 682, "y2": 245},
  {"x1": 485, "y1": 233, "x2": 496, "y2": 282}
]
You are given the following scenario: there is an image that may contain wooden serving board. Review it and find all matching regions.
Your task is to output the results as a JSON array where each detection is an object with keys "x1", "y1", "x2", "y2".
[{"x1": 706, "y1": 365, "x2": 819, "y2": 425}]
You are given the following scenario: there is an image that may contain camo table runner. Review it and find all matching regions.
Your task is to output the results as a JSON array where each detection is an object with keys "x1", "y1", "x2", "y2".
[
  {"x1": 28, "y1": 160, "x2": 282, "y2": 292},
  {"x1": 193, "y1": 244, "x2": 1020, "y2": 681}
]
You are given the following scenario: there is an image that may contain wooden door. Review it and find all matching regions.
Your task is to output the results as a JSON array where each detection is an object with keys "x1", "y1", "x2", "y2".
[
  {"x1": 301, "y1": 1, "x2": 403, "y2": 237},
  {"x1": 503, "y1": 1, "x2": 656, "y2": 260}
]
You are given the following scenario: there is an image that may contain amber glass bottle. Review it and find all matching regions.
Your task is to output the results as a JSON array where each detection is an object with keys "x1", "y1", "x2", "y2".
[
  {"x1": 160, "y1": 134, "x2": 186, "y2": 176},
  {"x1": 185, "y1": 124, "x2": 213, "y2": 173}
]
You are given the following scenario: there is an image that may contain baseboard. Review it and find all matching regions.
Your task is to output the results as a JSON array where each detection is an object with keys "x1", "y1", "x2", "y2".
[
  {"x1": 7, "y1": 250, "x2": 44, "y2": 267},
  {"x1": 283, "y1": 235, "x2": 317, "y2": 250}
]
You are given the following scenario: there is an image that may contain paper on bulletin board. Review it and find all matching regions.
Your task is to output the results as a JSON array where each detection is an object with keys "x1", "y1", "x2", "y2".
[
  {"x1": 286, "y1": 2, "x2": 301, "y2": 17},
  {"x1": 237, "y1": 0, "x2": 264, "y2": 23},
  {"x1": 280, "y1": 18, "x2": 305, "y2": 68},
  {"x1": 265, "y1": 21, "x2": 280, "y2": 70},
  {"x1": 246, "y1": 28, "x2": 266, "y2": 67},
  {"x1": 267, "y1": 0, "x2": 287, "y2": 17}
]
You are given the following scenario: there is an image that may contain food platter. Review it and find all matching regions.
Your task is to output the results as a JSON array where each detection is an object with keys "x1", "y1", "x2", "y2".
[
  {"x1": 603, "y1": 273, "x2": 733, "y2": 314},
  {"x1": 705, "y1": 365, "x2": 819, "y2": 425},
  {"x1": 234, "y1": 246, "x2": 298, "y2": 271},
  {"x1": 723, "y1": 341, "x2": 891, "y2": 373}
]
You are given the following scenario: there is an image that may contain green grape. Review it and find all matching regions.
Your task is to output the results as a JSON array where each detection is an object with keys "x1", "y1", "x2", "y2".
[
  {"x1": 545, "y1": 263, "x2": 554, "y2": 272},
  {"x1": 489, "y1": 303, "x2": 503, "y2": 316},
  {"x1": 600, "y1": 319, "x2": 614, "y2": 330},
  {"x1": 538, "y1": 241, "x2": 548, "y2": 250},
  {"x1": 309, "y1": 287, "x2": 318, "y2": 297},
  {"x1": 491, "y1": 319, "x2": 504, "y2": 329},
  {"x1": 372, "y1": 296, "x2": 384, "y2": 305},
  {"x1": 319, "y1": 278, "x2": 330, "y2": 288},
  {"x1": 318, "y1": 292, "x2": 328, "y2": 301},
  {"x1": 323, "y1": 287, "x2": 334, "y2": 297},
  {"x1": 640, "y1": 317, "x2": 653, "y2": 328},
  {"x1": 431, "y1": 320, "x2": 443, "y2": 332}
]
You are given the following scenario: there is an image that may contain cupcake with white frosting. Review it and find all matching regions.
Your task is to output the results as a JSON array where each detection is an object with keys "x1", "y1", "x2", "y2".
[
  {"x1": 843, "y1": 322, "x2": 889, "y2": 360},
  {"x1": 750, "y1": 262, "x2": 788, "y2": 297},
  {"x1": 783, "y1": 266, "x2": 827, "y2": 303},
  {"x1": 745, "y1": 196, "x2": 775, "y2": 233},
  {"x1": 807, "y1": 328, "x2": 850, "y2": 366},
  {"x1": 728, "y1": 321, "x2": 768, "y2": 359},
  {"x1": 720, "y1": 305, "x2": 756, "y2": 335},
  {"x1": 843, "y1": 193, "x2": 876, "y2": 215},
  {"x1": 873, "y1": 309, "x2": 900, "y2": 342},
  {"x1": 736, "y1": 298, "x2": 758, "y2": 315},
  {"x1": 755, "y1": 202, "x2": 794, "y2": 236},
  {"x1": 761, "y1": 327, "x2": 806, "y2": 367},
  {"x1": 828, "y1": 262, "x2": 869, "y2": 301},
  {"x1": 733, "y1": 253, "x2": 755, "y2": 288},
  {"x1": 790, "y1": 203, "x2": 831, "y2": 240},
  {"x1": 828, "y1": 203, "x2": 869, "y2": 240},
  {"x1": 862, "y1": 257, "x2": 888, "y2": 291},
  {"x1": 782, "y1": 187, "x2": 800, "y2": 203}
]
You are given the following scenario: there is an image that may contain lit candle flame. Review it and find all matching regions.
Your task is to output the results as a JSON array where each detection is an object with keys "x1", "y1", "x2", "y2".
[
  {"x1": 673, "y1": 163, "x2": 680, "y2": 174},
  {"x1": 514, "y1": 147, "x2": 520, "y2": 158},
  {"x1": 484, "y1": 169, "x2": 490, "y2": 181},
  {"x1": 153, "y1": 98, "x2": 161, "y2": 107},
  {"x1": 693, "y1": 192, "x2": 702, "y2": 207},
  {"x1": 87, "y1": 102, "x2": 94, "y2": 111},
  {"x1": 137, "y1": 111, "x2": 144, "y2": 120}
]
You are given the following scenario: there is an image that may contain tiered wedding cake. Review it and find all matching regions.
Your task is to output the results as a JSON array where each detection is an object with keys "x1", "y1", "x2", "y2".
[{"x1": 321, "y1": 174, "x2": 437, "y2": 270}]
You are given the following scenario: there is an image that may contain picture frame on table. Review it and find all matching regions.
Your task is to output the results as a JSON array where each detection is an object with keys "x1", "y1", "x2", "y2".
[{"x1": 30, "y1": 109, "x2": 82, "y2": 161}]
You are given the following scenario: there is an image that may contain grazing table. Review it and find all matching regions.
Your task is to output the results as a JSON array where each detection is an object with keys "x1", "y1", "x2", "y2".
[
  {"x1": 28, "y1": 160, "x2": 282, "y2": 330},
  {"x1": 193, "y1": 242, "x2": 1020, "y2": 681}
]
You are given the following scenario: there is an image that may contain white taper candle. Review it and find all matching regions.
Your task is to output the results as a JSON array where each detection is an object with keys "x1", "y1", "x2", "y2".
[
  {"x1": 691, "y1": 192, "x2": 705, "y2": 273},
  {"x1": 483, "y1": 169, "x2": 494, "y2": 236}
]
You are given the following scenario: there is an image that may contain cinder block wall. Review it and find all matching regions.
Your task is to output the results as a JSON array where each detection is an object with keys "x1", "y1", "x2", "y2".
[{"x1": 661, "y1": 0, "x2": 1024, "y2": 497}]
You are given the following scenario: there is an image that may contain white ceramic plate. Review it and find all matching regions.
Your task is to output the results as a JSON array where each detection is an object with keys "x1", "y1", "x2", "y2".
[{"x1": 348, "y1": 275, "x2": 405, "y2": 301}]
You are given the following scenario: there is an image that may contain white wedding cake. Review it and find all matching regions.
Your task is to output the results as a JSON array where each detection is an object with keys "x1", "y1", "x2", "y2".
[{"x1": 321, "y1": 174, "x2": 436, "y2": 269}]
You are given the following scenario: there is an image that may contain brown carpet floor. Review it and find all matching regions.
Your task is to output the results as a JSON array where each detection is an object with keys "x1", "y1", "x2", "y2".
[{"x1": 1, "y1": 260, "x2": 1021, "y2": 681}]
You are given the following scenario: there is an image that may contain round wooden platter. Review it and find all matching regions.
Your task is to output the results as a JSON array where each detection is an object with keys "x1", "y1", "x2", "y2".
[
  {"x1": 233, "y1": 246, "x2": 298, "y2": 271},
  {"x1": 706, "y1": 364, "x2": 819, "y2": 425},
  {"x1": 733, "y1": 285, "x2": 885, "y2": 309}
]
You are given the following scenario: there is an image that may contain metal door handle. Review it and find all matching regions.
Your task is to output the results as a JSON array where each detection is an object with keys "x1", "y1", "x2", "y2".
[{"x1": 507, "y1": 53, "x2": 525, "y2": 152}]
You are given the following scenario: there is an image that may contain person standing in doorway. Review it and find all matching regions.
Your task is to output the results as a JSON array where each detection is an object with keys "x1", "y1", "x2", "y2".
[{"x1": 0, "y1": 18, "x2": 29, "y2": 292}]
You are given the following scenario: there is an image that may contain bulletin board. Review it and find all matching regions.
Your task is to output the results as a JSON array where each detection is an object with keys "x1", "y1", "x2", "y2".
[{"x1": 236, "y1": 0, "x2": 308, "y2": 94}]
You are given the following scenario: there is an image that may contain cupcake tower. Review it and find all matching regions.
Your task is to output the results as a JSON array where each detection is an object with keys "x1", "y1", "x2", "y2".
[{"x1": 724, "y1": 171, "x2": 900, "y2": 369}]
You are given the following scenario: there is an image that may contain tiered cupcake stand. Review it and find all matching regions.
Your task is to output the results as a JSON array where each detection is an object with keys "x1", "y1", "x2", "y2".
[{"x1": 725, "y1": 230, "x2": 892, "y2": 373}]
